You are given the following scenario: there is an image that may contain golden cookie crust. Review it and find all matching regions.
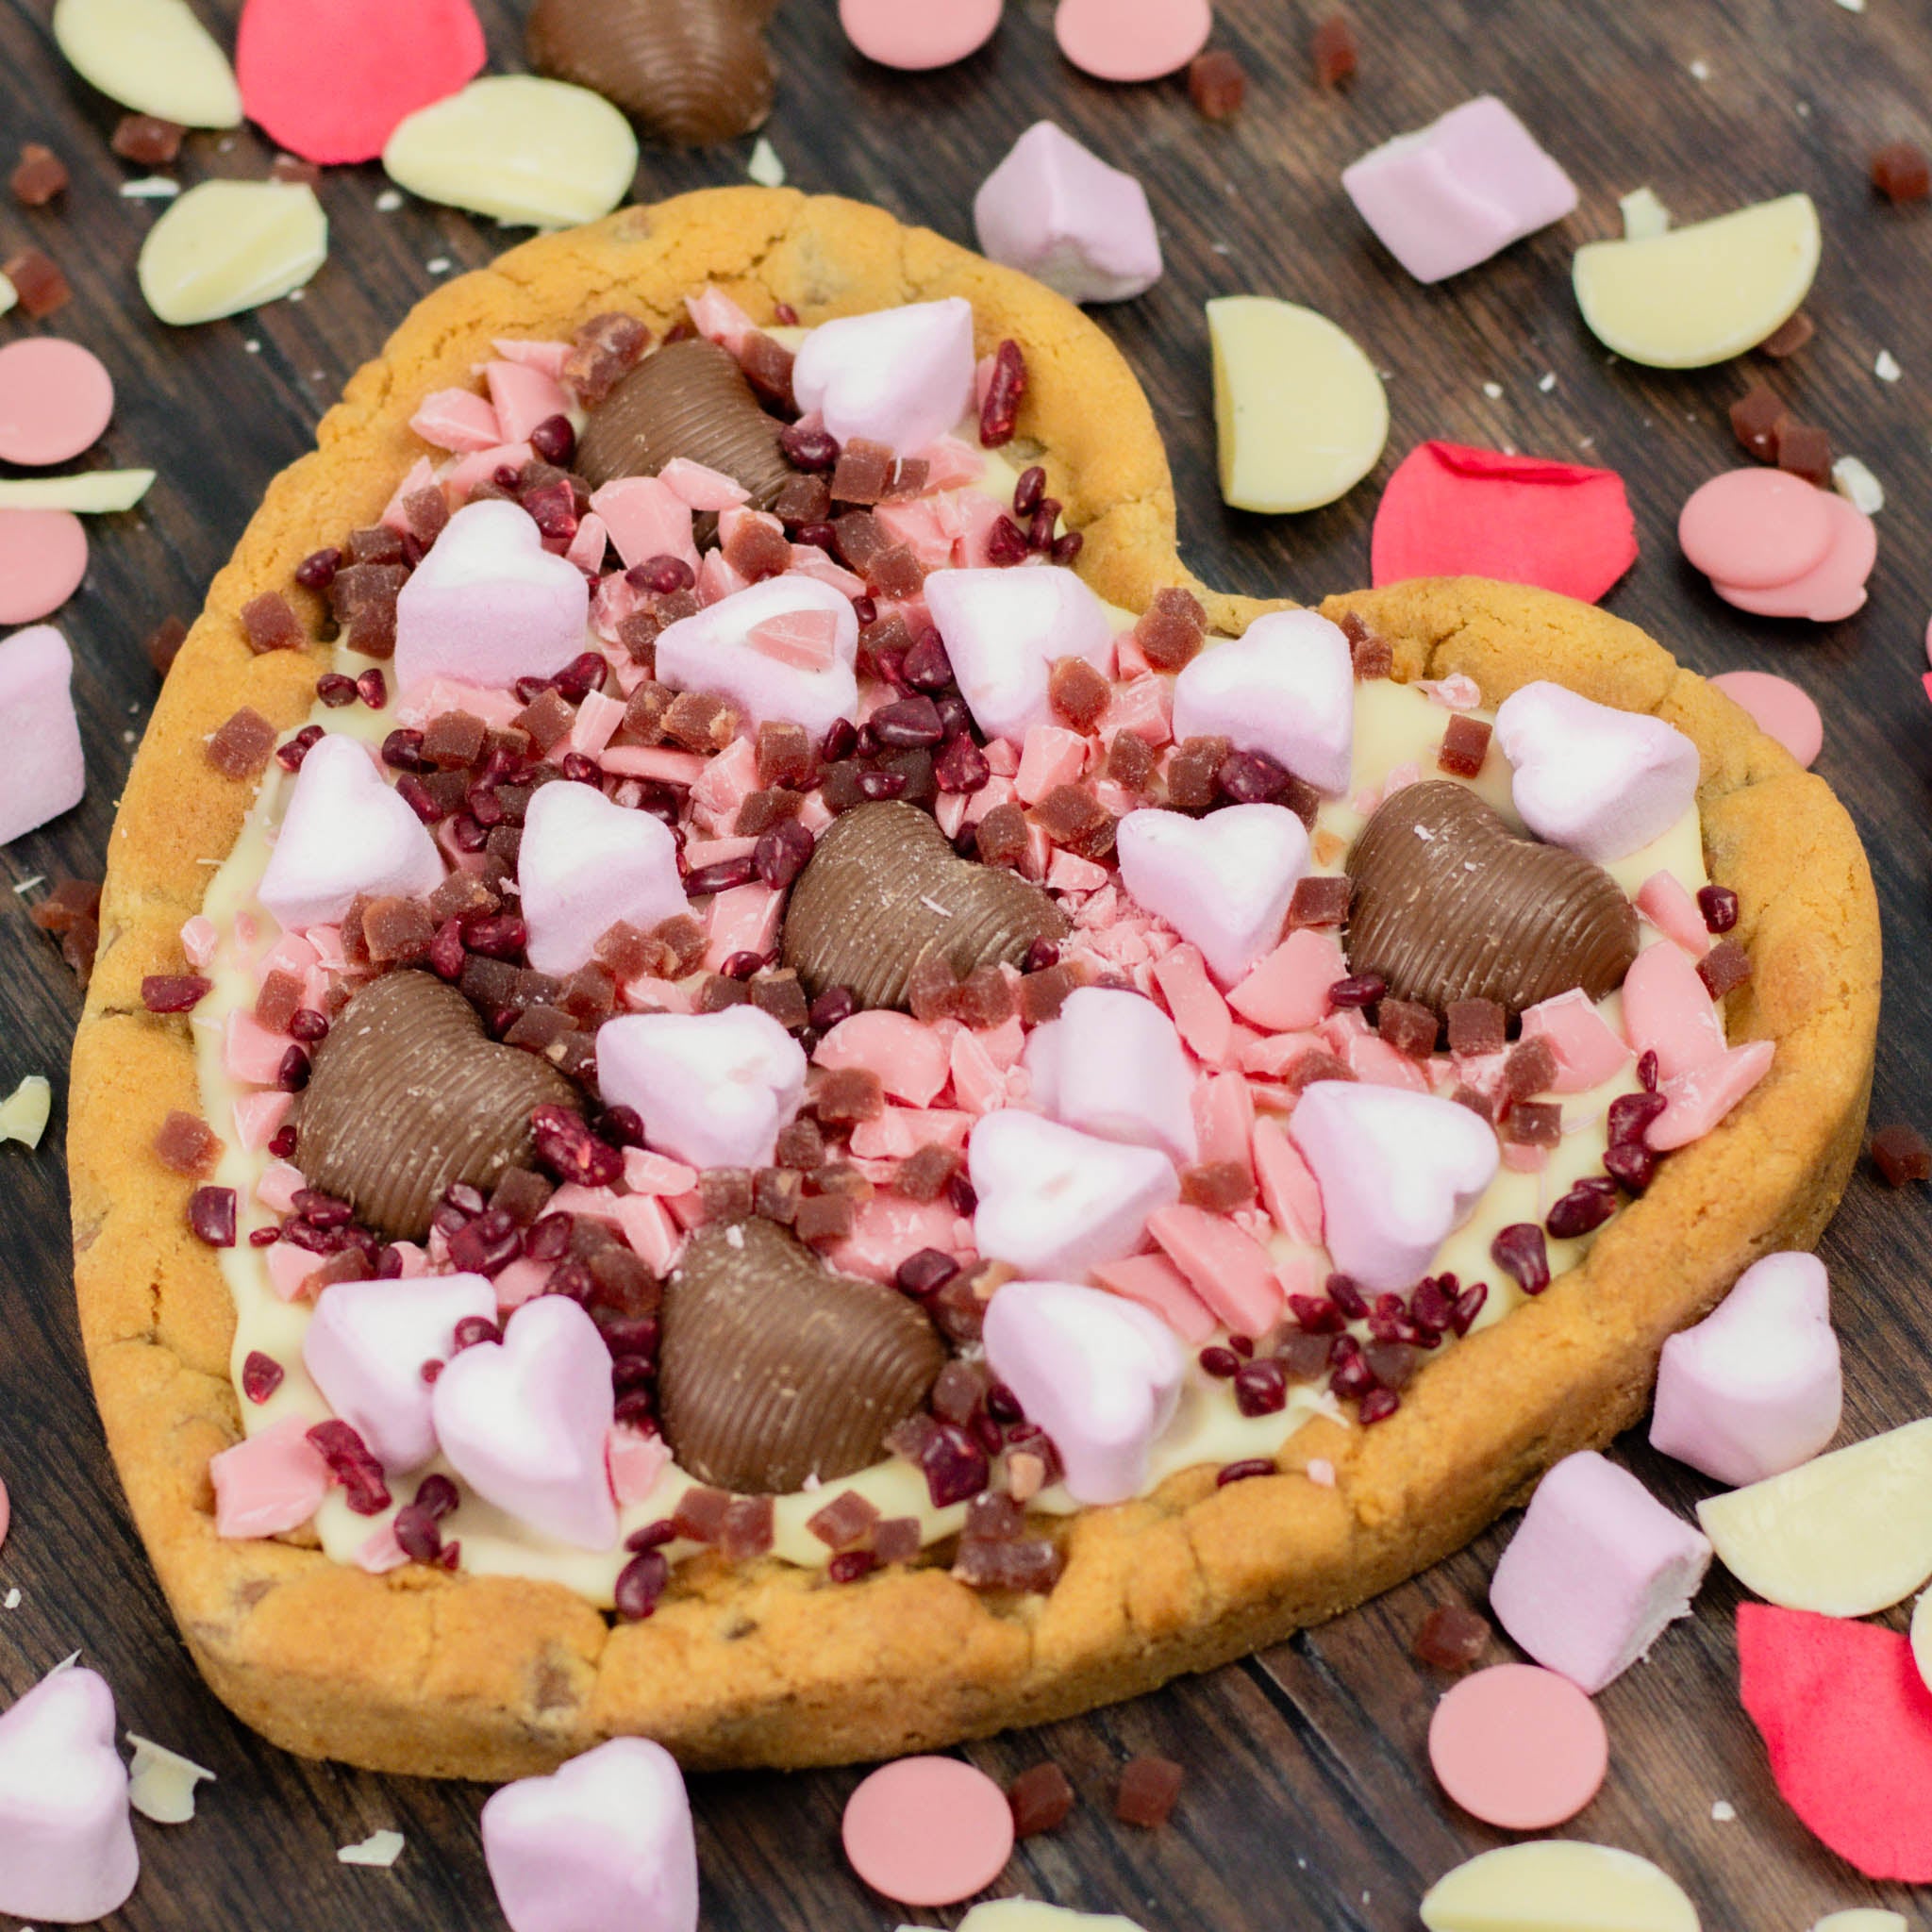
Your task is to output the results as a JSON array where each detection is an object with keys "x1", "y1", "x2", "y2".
[{"x1": 69, "y1": 189, "x2": 1880, "y2": 1778}]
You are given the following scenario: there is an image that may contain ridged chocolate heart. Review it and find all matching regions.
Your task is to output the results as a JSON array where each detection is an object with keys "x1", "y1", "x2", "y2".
[
  {"x1": 1344, "y1": 780, "x2": 1640, "y2": 1020},
  {"x1": 526, "y1": 0, "x2": 778, "y2": 148},
  {"x1": 294, "y1": 970, "x2": 578, "y2": 1241},
  {"x1": 782, "y1": 800, "x2": 1067, "y2": 1011},
  {"x1": 575, "y1": 337, "x2": 795, "y2": 507},
  {"x1": 658, "y1": 1218, "x2": 944, "y2": 1493}
]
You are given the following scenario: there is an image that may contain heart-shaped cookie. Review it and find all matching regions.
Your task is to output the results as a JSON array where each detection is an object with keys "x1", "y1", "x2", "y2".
[
  {"x1": 520, "y1": 780, "x2": 690, "y2": 978},
  {"x1": 296, "y1": 970, "x2": 579, "y2": 1241},
  {"x1": 482, "y1": 1736, "x2": 698, "y2": 1932},
  {"x1": 1289, "y1": 1081, "x2": 1501, "y2": 1292},
  {"x1": 791, "y1": 299, "x2": 978, "y2": 456},
  {"x1": 1344, "y1": 780, "x2": 1639, "y2": 1019},
  {"x1": 781, "y1": 800, "x2": 1065, "y2": 1010},
  {"x1": 658, "y1": 1218, "x2": 944, "y2": 1493},
  {"x1": 431, "y1": 1293, "x2": 619, "y2": 1550},
  {"x1": 0, "y1": 1666, "x2": 139, "y2": 1924},
  {"x1": 655, "y1": 575, "x2": 859, "y2": 740},
  {"x1": 924, "y1": 565, "x2": 1115, "y2": 744},
  {"x1": 392, "y1": 499, "x2": 591, "y2": 700},
  {"x1": 258, "y1": 734, "x2": 445, "y2": 934},
  {"x1": 1115, "y1": 803, "x2": 1310, "y2": 985},
  {"x1": 982, "y1": 1278, "x2": 1186, "y2": 1505}
]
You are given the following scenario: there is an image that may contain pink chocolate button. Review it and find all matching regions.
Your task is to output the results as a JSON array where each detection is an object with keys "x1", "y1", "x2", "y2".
[
  {"x1": 1710, "y1": 670, "x2": 1824, "y2": 769},
  {"x1": 1427, "y1": 1662, "x2": 1608, "y2": 1830},
  {"x1": 840, "y1": 0, "x2": 1002, "y2": 69},
  {"x1": 0, "y1": 339, "x2": 115, "y2": 467},
  {"x1": 1711, "y1": 492, "x2": 1876, "y2": 624},
  {"x1": 1678, "y1": 469, "x2": 1832, "y2": 591},
  {"x1": 1055, "y1": 0, "x2": 1211, "y2": 81},
  {"x1": 0, "y1": 1474, "x2": 9, "y2": 1553},
  {"x1": 0, "y1": 511, "x2": 88, "y2": 625},
  {"x1": 841, "y1": 1757, "x2": 1015, "y2": 1907}
]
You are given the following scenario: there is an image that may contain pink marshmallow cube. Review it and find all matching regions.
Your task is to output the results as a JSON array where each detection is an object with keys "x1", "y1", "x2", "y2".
[
  {"x1": 1489, "y1": 1450, "x2": 1712, "y2": 1692},
  {"x1": 1023, "y1": 985, "x2": 1198, "y2": 1165},
  {"x1": 596, "y1": 1008, "x2": 807, "y2": 1171},
  {"x1": 973, "y1": 121, "x2": 1163, "y2": 305},
  {"x1": 0, "y1": 625, "x2": 85, "y2": 846},
  {"x1": 1341, "y1": 95, "x2": 1578, "y2": 285},
  {"x1": 210, "y1": 1413, "x2": 332, "y2": 1538},
  {"x1": 791, "y1": 297, "x2": 977, "y2": 455}
]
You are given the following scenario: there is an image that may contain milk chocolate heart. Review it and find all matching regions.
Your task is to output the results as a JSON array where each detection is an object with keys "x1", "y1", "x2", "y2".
[
  {"x1": 658, "y1": 1217, "x2": 944, "y2": 1493},
  {"x1": 526, "y1": 0, "x2": 777, "y2": 148},
  {"x1": 1343, "y1": 780, "x2": 1639, "y2": 1020},
  {"x1": 781, "y1": 799, "x2": 1066, "y2": 1010},
  {"x1": 295, "y1": 970, "x2": 578, "y2": 1240},
  {"x1": 575, "y1": 338, "x2": 795, "y2": 507}
]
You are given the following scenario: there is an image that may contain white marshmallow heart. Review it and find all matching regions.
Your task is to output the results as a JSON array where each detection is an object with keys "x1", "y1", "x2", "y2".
[
  {"x1": 519, "y1": 781, "x2": 690, "y2": 977},
  {"x1": 0, "y1": 1666, "x2": 139, "y2": 1924},
  {"x1": 1650, "y1": 1252, "x2": 1841, "y2": 1487},
  {"x1": 303, "y1": 1273, "x2": 497, "y2": 1474},
  {"x1": 1288, "y1": 1082, "x2": 1499, "y2": 1291},
  {"x1": 924, "y1": 565, "x2": 1114, "y2": 744},
  {"x1": 392, "y1": 498, "x2": 591, "y2": 699},
  {"x1": 1115, "y1": 804, "x2": 1310, "y2": 986},
  {"x1": 969, "y1": 1110, "x2": 1178, "y2": 1280},
  {"x1": 982, "y1": 1279, "x2": 1186, "y2": 1505},
  {"x1": 481, "y1": 1737, "x2": 697, "y2": 1932},
  {"x1": 258, "y1": 733, "x2": 444, "y2": 932},
  {"x1": 0, "y1": 625, "x2": 85, "y2": 846},
  {"x1": 1023, "y1": 986, "x2": 1198, "y2": 1166},
  {"x1": 653, "y1": 575, "x2": 859, "y2": 740},
  {"x1": 791, "y1": 297, "x2": 977, "y2": 455},
  {"x1": 596, "y1": 1008, "x2": 808, "y2": 1171},
  {"x1": 431, "y1": 1293, "x2": 618, "y2": 1550},
  {"x1": 1493, "y1": 680, "x2": 1700, "y2": 862},
  {"x1": 1170, "y1": 609, "x2": 1356, "y2": 797}
]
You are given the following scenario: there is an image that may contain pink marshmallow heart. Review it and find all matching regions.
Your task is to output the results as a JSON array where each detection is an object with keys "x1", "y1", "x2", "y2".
[
  {"x1": 482, "y1": 1737, "x2": 697, "y2": 1932},
  {"x1": 1620, "y1": 940, "x2": 1725, "y2": 1081},
  {"x1": 431, "y1": 1293, "x2": 619, "y2": 1550},
  {"x1": 969, "y1": 1110, "x2": 1179, "y2": 1279},
  {"x1": 654, "y1": 575, "x2": 859, "y2": 739},
  {"x1": 1022, "y1": 985, "x2": 1198, "y2": 1165},
  {"x1": 973, "y1": 122, "x2": 1163, "y2": 305},
  {"x1": 304, "y1": 1273, "x2": 497, "y2": 1474},
  {"x1": 1493, "y1": 680, "x2": 1700, "y2": 862},
  {"x1": 0, "y1": 625, "x2": 85, "y2": 845},
  {"x1": 1341, "y1": 94, "x2": 1578, "y2": 285},
  {"x1": 258, "y1": 734, "x2": 444, "y2": 932},
  {"x1": 210, "y1": 1413, "x2": 333, "y2": 1538},
  {"x1": 1489, "y1": 1450, "x2": 1712, "y2": 1693},
  {"x1": 596, "y1": 1008, "x2": 808, "y2": 1170},
  {"x1": 1651, "y1": 1251, "x2": 1841, "y2": 1487},
  {"x1": 982, "y1": 1278, "x2": 1186, "y2": 1504},
  {"x1": 0, "y1": 1667, "x2": 139, "y2": 1924},
  {"x1": 1171, "y1": 610, "x2": 1356, "y2": 797},
  {"x1": 1288, "y1": 1082, "x2": 1500, "y2": 1291},
  {"x1": 1116, "y1": 804, "x2": 1310, "y2": 985},
  {"x1": 1519, "y1": 987, "x2": 1633, "y2": 1093},
  {"x1": 393, "y1": 499, "x2": 591, "y2": 699},
  {"x1": 924, "y1": 564, "x2": 1114, "y2": 743},
  {"x1": 520, "y1": 781, "x2": 690, "y2": 977},
  {"x1": 791, "y1": 297, "x2": 977, "y2": 455}
]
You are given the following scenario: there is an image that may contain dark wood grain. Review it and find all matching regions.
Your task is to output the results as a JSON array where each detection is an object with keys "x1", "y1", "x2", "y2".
[{"x1": 1, "y1": 0, "x2": 1928, "y2": 1924}]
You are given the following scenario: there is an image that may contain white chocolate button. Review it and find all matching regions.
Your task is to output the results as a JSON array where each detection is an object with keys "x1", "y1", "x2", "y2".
[
  {"x1": 951, "y1": 1905, "x2": 1149, "y2": 1932},
  {"x1": 1912, "y1": 1589, "x2": 1932, "y2": 1698},
  {"x1": 1813, "y1": 1912, "x2": 1907, "y2": 1932},
  {"x1": 1573, "y1": 193, "x2": 1820, "y2": 369},
  {"x1": 1697, "y1": 1417, "x2": 1932, "y2": 1617},
  {"x1": 0, "y1": 1074, "x2": 51, "y2": 1149},
  {"x1": 138, "y1": 181, "x2": 326, "y2": 326},
  {"x1": 1208, "y1": 295, "x2": 1387, "y2": 513},
  {"x1": 383, "y1": 75, "x2": 638, "y2": 229},
  {"x1": 52, "y1": 0, "x2": 242, "y2": 127},
  {"x1": 1420, "y1": 1842, "x2": 1699, "y2": 1932},
  {"x1": 0, "y1": 471, "x2": 155, "y2": 513}
]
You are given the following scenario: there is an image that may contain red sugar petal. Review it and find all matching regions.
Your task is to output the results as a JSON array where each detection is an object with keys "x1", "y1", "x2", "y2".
[
  {"x1": 237, "y1": 0, "x2": 486, "y2": 165},
  {"x1": 1370, "y1": 440, "x2": 1639, "y2": 604},
  {"x1": 1737, "y1": 1602, "x2": 1932, "y2": 1882}
]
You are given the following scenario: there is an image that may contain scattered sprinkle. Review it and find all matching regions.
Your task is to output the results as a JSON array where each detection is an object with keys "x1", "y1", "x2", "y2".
[
  {"x1": 3, "y1": 1588, "x2": 21, "y2": 1610},
  {"x1": 375, "y1": 189, "x2": 404, "y2": 212},
  {"x1": 1689, "y1": 58, "x2": 1712, "y2": 79},
  {"x1": 425, "y1": 256, "x2": 452, "y2": 275},
  {"x1": 1831, "y1": 456, "x2": 1884, "y2": 515},
  {"x1": 244, "y1": 340, "x2": 261, "y2": 355},
  {"x1": 1306, "y1": 1457, "x2": 1336, "y2": 1487},
  {"x1": 1538, "y1": 372, "x2": 1557, "y2": 393},
  {"x1": 1875, "y1": 349, "x2": 1903, "y2": 382},
  {"x1": 0, "y1": 1076, "x2": 52, "y2": 1150},
  {"x1": 337, "y1": 1829, "x2": 406, "y2": 1869},
  {"x1": 126, "y1": 1734, "x2": 217, "y2": 1824},
  {"x1": 0, "y1": 272, "x2": 16, "y2": 319},
  {"x1": 11, "y1": 876, "x2": 43, "y2": 895},
  {"x1": 286, "y1": 286, "x2": 306, "y2": 302},
  {"x1": 1711, "y1": 1799, "x2": 1737, "y2": 1821},
  {"x1": 120, "y1": 176, "x2": 181, "y2": 200},
  {"x1": 747, "y1": 136, "x2": 786, "y2": 189},
  {"x1": 1831, "y1": 0, "x2": 1866, "y2": 11},
  {"x1": 1482, "y1": 381, "x2": 1504, "y2": 399},
  {"x1": 1619, "y1": 186, "x2": 1672, "y2": 240}
]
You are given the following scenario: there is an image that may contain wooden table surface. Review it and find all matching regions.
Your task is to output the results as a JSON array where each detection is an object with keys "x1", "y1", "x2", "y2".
[{"x1": 2, "y1": 0, "x2": 1928, "y2": 1924}]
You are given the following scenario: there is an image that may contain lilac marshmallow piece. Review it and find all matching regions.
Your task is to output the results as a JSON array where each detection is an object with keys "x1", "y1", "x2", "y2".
[
  {"x1": 520, "y1": 780, "x2": 690, "y2": 978},
  {"x1": 973, "y1": 122, "x2": 1163, "y2": 305},
  {"x1": 652, "y1": 575, "x2": 859, "y2": 741},
  {"x1": 924, "y1": 564, "x2": 1114, "y2": 744},
  {"x1": 0, "y1": 625, "x2": 85, "y2": 846},
  {"x1": 791, "y1": 297, "x2": 977, "y2": 455},
  {"x1": 1023, "y1": 985, "x2": 1199, "y2": 1166}
]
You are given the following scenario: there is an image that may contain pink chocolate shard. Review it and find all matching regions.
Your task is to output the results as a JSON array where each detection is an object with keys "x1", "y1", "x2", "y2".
[
  {"x1": 0, "y1": 625, "x2": 84, "y2": 845},
  {"x1": 1091, "y1": 1252, "x2": 1218, "y2": 1344},
  {"x1": 519, "y1": 781, "x2": 689, "y2": 978},
  {"x1": 791, "y1": 297, "x2": 977, "y2": 455},
  {"x1": 1635, "y1": 870, "x2": 1711, "y2": 959},
  {"x1": 596, "y1": 1008, "x2": 807, "y2": 1172},
  {"x1": 210, "y1": 1412, "x2": 333, "y2": 1537},
  {"x1": 1620, "y1": 941, "x2": 1725, "y2": 1081},
  {"x1": 1647, "y1": 1039, "x2": 1774, "y2": 1150},
  {"x1": 482, "y1": 1736, "x2": 698, "y2": 1932},
  {"x1": 1023, "y1": 985, "x2": 1198, "y2": 1165},
  {"x1": 1517, "y1": 988, "x2": 1631, "y2": 1094},
  {"x1": 485, "y1": 358, "x2": 571, "y2": 443},
  {"x1": 1342, "y1": 95, "x2": 1577, "y2": 284},
  {"x1": 1490, "y1": 1451, "x2": 1712, "y2": 1693},
  {"x1": 1227, "y1": 928, "x2": 1345, "y2": 1033},
  {"x1": 982, "y1": 1278, "x2": 1185, "y2": 1504},
  {"x1": 1651, "y1": 1251, "x2": 1841, "y2": 1487},
  {"x1": 813, "y1": 1010, "x2": 950, "y2": 1108},
  {"x1": 973, "y1": 121, "x2": 1163, "y2": 305},
  {"x1": 409, "y1": 387, "x2": 504, "y2": 453},
  {"x1": 1144, "y1": 1203, "x2": 1284, "y2": 1336}
]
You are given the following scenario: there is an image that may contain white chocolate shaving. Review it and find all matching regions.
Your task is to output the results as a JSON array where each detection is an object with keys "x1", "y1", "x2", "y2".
[
  {"x1": 138, "y1": 181, "x2": 327, "y2": 326},
  {"x1": 336, "y1": 1829, "x2": 406, "y2": 1868},
  {"x1": 126, "y1": 1733, "x2": 216, "y2": 1824},
  {"x1": 1831, "y1": 456, "x2": 1884, "y2": 515},
  {"x1": 121, "y1": 176, "x2": 181, "y2": 200},
  {"x1": 0, "y1": 472, "x2": 156, "y2": 514},
  {"x1": 1619, "y1": 187, "x2": 1672, "y2": 241},
  {"x1": 0, "y1": 273, "x2": 17, "y2": 320},
  {"x1": 51, "y1": 0, "x2": 242, "y2": 128},
  {"x1": 1875, "y1": 349, "x2": 1903, "y2": 382},
  {"x1": 0, "y1": 1075, "x2": 52, "y2": 1149},
  {"x1": 747, "y1": 138, "x2": 786, "y2": 189},
  {"x1": 950, "y1": 1903, "x2": 1149, "y2": 1932}
]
